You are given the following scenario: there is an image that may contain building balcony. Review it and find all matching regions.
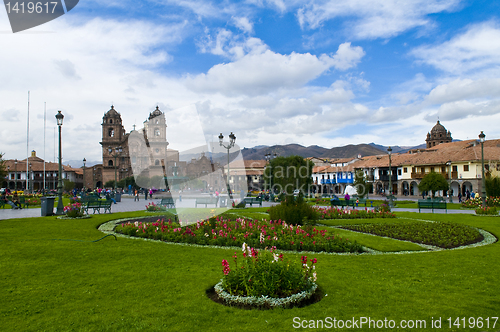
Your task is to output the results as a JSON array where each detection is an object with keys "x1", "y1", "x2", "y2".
[
  {"x1": 337, "y1": 178, "x2": 353, "y2": 184},
  {"x1": 378, "y1": 175, "x2": 397, "y2": 182},
  {"x1": 411, "y1": 172, "x2": 453, "y2": 179}
]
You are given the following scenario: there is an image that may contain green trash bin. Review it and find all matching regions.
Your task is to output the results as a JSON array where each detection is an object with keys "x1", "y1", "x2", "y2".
[
  {"x1": 41, "y1": 197, "x2": 56, "y2": 216},
  {"x1": 219, "y1": 195, "x2": 228, "y2": 208}
]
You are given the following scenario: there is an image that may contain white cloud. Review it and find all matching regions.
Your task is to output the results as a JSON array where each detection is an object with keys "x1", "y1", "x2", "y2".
[
  {"x1": 232, "y1": 16, "x2": 253, "y2": 33},
  {"x1": 188, "y1": 42, "x2": 364, "y2": 96},
  {"x1": 197, "y1": 28, "x2": 268, "y2": 60},
  {"x1": 411, "y1": 21, "x2": 500, "y2": 73},
  {"x1": 296, "y1": 0, "x2": 461, "y2": 39},
  {"x1": 330, "y1": 42, "x2": 365, "y2": 71}
]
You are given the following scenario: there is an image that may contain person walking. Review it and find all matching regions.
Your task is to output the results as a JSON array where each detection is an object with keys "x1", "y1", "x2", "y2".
[
  {"x1": 134, "y1": 189, "x2": 139, "y2": 201},
  {"x1": 144, "y1": 188, "x2": 148, "y2": 200},
  {"x1": 344, "y1": 192, "x2": 350, "y2": 208}
]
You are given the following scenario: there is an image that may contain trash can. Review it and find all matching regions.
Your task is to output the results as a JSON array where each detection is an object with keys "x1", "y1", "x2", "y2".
[
  {"x1": 219, "y1": 195, "x2": 228, "y2": 208},
  {"x1": 114, "y1": 193, "x2": 121, "y2": 202},
  {"x1": 41, "y1": 196, "x2": 56, "y2": 216}
]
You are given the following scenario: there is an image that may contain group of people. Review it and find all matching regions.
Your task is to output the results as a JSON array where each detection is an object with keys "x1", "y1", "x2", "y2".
[
  {"x1": 133, "y1": 188, "x2": 155, "y2": 201},
  {"x1": 1, "y1": 192, "x2": 23, "y2": 209}
]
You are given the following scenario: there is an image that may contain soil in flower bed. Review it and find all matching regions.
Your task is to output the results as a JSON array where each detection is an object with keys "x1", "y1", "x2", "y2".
[{"x1": 205, "y1": 285, "x2": 324, "y2": 310}]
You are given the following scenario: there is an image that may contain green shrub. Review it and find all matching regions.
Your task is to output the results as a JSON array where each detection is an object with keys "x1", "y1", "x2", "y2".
[
  {"x1": 63, "y1": 203, "x2": 84, "y2": 218},
  {"x1": 221, "y1": 244, "x2": 317, "y2": 298},
  {"x1": 268, "y1": 194, "x2": 318, "y2": 225},
  {"x1": 314, "y1": 206, "x2": 396, "y2": 219}
]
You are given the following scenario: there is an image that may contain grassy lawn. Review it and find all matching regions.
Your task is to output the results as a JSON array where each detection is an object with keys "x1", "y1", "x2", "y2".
[{"x1": 1, "y1": 209, "x2": 499, "y2": 331}]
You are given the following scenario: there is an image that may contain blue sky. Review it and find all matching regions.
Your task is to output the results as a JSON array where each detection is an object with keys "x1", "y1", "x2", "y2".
[{"x1": 1, "y1": 0, "x2": 500, "y2": 164}]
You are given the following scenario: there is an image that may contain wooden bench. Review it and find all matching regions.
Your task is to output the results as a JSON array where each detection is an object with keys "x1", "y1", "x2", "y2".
[
  {"x1": 159, "y1": 197, "x2": 175, "y2": 209},
  {"x1": 243, "y1": 197, "x2": 262, "y2": 207},
  {"x1": 84, "y1": 200, "x2": 112, "y2": 214},
  {"x1": 418, "y1": 200, "x2": 447, "y2": 213},
  {"x1": 195, "y1": 197, "x2": 219, "y2": 208}
]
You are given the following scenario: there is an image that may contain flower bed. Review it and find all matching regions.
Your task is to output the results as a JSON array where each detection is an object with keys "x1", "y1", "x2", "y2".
[
  {"x1": 461, "y1": 196, "x2": 500, "y2": 208},
  {"x1": 214, "y1": 244, "x2": 319, "y2": 308},
  {"x1": 475, "y1": 206, "x2": 499, "y2": 215},
  {"x1": 115, "y1": 216, "x2": 364, "y2": 253},
  {"x1": 342, "y1": 221, "x2": 483, "y2": 249},
  {"x1": 314, "y1": 206, "x2": 395, "y2": 219},
  {"x1": 63, "y1": 202, "x2": 85, "y2": 218},
  {"x1": 145, "y1": 202, "x2": 166, "y2": 212}
]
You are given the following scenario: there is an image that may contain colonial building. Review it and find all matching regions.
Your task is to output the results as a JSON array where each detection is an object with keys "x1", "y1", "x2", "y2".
[{"x1": 2, "y1": 150, "x2": 83, "y2": 191}]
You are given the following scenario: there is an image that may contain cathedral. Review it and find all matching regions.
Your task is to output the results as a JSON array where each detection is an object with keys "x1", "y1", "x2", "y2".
[
  {"x1": 82, "y1": 105, "x2": 221, "y2": 191},
  {"x1": 425, "y1": 120, "x2": 452, "y2": 148}
]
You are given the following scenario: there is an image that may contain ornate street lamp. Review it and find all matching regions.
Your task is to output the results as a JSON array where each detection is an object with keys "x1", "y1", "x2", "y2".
[
  {"x1": 264, "y1": 152, "x2": 277, "y2": 196},
  {"x1": 7, "y1": 165, "x2": 10, "y2": 190},
  {"x1": 446, "y1": 160, "x2": 453, "y2": 203},
  {"x1": 108, "y1": 146, "x2": 123, "y2": 189},
  {"x1": 83, "y1": 158, "x2": 86, "y2": 191},
  {"x1": 387, "y1": 146, "x2": 393, "y2": 208},
  {"x1": 479, "y1": 131, "x2": 486, "y2": 207},
  {"x1": 219, "y1": 132, "x2": 236, "y2": 199},
  {"x1": 55, "y1": 110, "x2": 64, "y2": 215},
  {"x1": 14, "y1": 159, "x2": 17, "y2": 192}
]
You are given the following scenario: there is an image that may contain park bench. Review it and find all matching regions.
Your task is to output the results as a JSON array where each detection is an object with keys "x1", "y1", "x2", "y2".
[
  {"x1": 330, "y1": 200, "x2": 351, "y2": 208},
  {"x1": 353, "y1": 198, "x2": 369, "y2": 207},
  {"x1": 84, "y1": 200, "x2": 112, "y2": 214},
  {"x1": 81, "y1": 195, "x2": 99, "y2": 204},
  {"x1": 418, "y1": 200, "x2": 447, "y2": 213},
  {"x1": 243, "y1": 197, "x2": 262, "y2": 207},
  {"x1": 195, "y1": 197, "x2": 219, "y2": 208},
  {"x1": 159, "y1": 197, "x2": 175, "y2": 209}
]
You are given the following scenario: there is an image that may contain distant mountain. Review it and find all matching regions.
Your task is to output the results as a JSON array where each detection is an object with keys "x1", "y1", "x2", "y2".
[{"x1": 241, "y1": 143, "x2": 385, "y2": 160}]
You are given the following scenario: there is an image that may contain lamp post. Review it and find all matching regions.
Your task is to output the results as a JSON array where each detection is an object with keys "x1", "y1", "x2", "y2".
[
  {"x1": 479, "y1": 131, "x2": 486, "y2": 207},
  {"x1": 108, "y1": 146, "x2": 123, "y2": 189},
  {"x1": 219, "y1": 132, "x2": 236, "y2": 200},
  {"x1": 83, "y1": 158, "x2": 86, "y2": 191},
  {"x1": 7, "y1": 166, "x2": 10, "y2": 190},
  {"x1": 14, "y1": 159, "x2": 17, "y2": 192},
  {"x1": 446, "y1": 160, "x2": 453, "y2": 203},
  {"x1": 264, "y1": 152, "x2": 277, "y2": 196},
  {"x1": 93, "y1": 167, "x2": 96, "y2": 190},
  {"x1": 55, "y1": 110, "x2": 64, "y2": 215},
  {"x1": 29, "y1": 163, "x2": 32, "y2": 194},
  {"x1": 387, "y1": 146, "x2": 393, "y2": 208}
]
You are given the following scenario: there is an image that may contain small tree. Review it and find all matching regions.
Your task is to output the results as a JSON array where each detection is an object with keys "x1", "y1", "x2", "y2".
[
  {"x1": 264, "y1": 156, "x2": 313, "y2": 195},
  {"x1": 418, "y1": 172, "x2": 449, "y2": 198},
  {"x1": 0, "y1": 153, "x2": 6, "y2": 183},
  {"x1": 63, "y1": 179, "x2": 75, "y2": 192},
  {"x1": 353, "y1": 170, "x2": 372, "y2": 198},
  {"x1": 104, "y1": 180, "x2": 115, "y2": 188},
  {"x1": 485, "y1": 176, "x2": 500, "y2": 197}
]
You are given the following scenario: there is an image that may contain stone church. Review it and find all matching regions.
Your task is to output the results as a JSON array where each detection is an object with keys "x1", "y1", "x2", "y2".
[
  {"x1": 82, "y1": 105, "x2": 221, "y2": 190},
  {"x1": 425, "y1": 120, "x2": 452, "y2": 148}
]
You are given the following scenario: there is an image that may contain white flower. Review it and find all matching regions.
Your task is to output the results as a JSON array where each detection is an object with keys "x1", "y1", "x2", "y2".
[{"x1": 273, "y1": 253, "x2": 279, "y2": 262}]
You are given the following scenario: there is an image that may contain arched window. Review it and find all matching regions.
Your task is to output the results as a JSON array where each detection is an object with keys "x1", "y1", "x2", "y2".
[
  {"x1": 154, "y1": 128, "x2": 160, "y2": 136},
  {"x1": 108, "y1": 160, "x2": 113, "y2": 166},
  {"x1": 155, "y1": 160, "x2": 160, "y2": 166},
  {"x1": 109, "y1": 128, "x2": 114, "y2": 137},
  {"x1": 110, "y1": 119, "x2": 113, "y2": 124},
  {"x1": 155, "y1": 119, "x2": 159, "y2": 124}
]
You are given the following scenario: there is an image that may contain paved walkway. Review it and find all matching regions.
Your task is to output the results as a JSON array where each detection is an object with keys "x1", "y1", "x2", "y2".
[
  {"x1": 0, "y1": 195, "x2": 278, "y2": 220},
  {"x1": 0, "y1": 195, "x2": 474, "y2": 220}
]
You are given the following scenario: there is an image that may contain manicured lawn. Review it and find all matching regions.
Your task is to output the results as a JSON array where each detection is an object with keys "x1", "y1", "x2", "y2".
[{"x1": 1, "y1": 210, "x2": 499, "y2": 331}]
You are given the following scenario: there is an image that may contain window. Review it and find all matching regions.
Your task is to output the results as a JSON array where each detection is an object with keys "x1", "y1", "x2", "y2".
[
  {"x1": 420, "y1": 167, "x2": 425, "y2": 173},
  {"x1": 155, "y1": 160, "x2": 160, "y2": 166},
  {"x1": 463, "y1": 165, "x2": 469, "y2": 172},
  {"x1": 108, "y1": 160, "x2": 113, "y2": 166},
  {"x1": 430, "y1": 167, "x2": 434, "y2": 172},
  {"x1": 398, "y1": 169, "x2": 402, "y2": 176},
  {"x1": 403, "y1": 167, "x2": 407, "y2": 173},
  {"x1": 155, "y1": 148, "x2": 159, "y2": 153},
  {"x1": 110, "y1": 119, "x2": 113, "y2": 124},
  {"x1": 441, "y1": 166, "x2": 446, "y2": 173},
  {"x1": 108, "y1": 128, "x2": 114, "y2": 137},
  {"x1": 453, "y1": 165, "x2": 458, "y2": 172},
  {"x1": 154, "y1": 128, "x2": 160, "y2": 136}
]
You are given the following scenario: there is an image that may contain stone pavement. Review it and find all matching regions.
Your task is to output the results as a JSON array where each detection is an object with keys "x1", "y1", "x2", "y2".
[
  {"x1": 0, "y1": 195, "x2": 475, "y2": 221},
  {"x1": 0, "y1": 195, "x2": 278, "y2": 220}
]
